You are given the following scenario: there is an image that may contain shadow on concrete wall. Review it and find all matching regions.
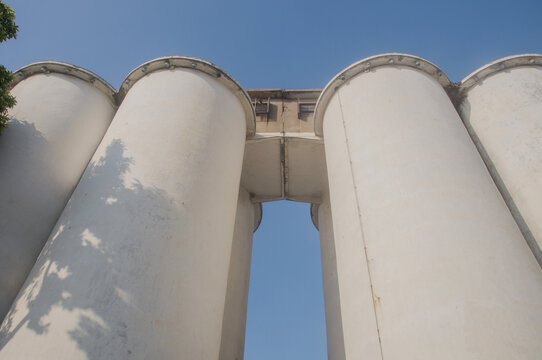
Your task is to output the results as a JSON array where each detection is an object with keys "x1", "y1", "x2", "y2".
[
  {"x1": 0, "y1": 119, "x2": 60, "y2": 320},
  {"x1": 0, "y1": 138, "x2": 179, "y2": 358}
]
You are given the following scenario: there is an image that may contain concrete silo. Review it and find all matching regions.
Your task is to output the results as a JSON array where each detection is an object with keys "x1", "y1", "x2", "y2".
[
  {"x1": 219, "y1": 189, "x2": 261, "y2": 360},
  {"x1": 314, "y1": 54, "x2": 542, "y2": 359},
  {"x1": 0, "y1": 57, "x2": 257, "y2": 359},
  {"x1": 0, "y1": 63, "x2": 117, "y2": 321},
  {"x1": 459, "y1": 55, "x2": 542, "y2": 265}
]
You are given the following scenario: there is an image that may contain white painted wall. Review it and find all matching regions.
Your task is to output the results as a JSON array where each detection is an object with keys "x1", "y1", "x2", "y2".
[
  {"x1": 219, "y1": 187, "x2": 256, "y2": 360},
  {"x1": 0, "y1": 67, "x2": 249, "y2": 359},
  {"x1": 460, "y1": 65, "x2": 542, "y2": 263},
  {"x1": 318, "y1": 194, "x2": 347, "y2": 360},
  {"x1": 320, "y1": 64, "x2": 542, "y2": 359},
  {"x1": 0, "y1": 72, "x2": 116, "y2": 321}
]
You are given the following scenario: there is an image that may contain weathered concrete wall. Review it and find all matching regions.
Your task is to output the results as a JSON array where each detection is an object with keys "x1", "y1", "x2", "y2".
[
  {"x1": 460, "y1": 57, "x2": 542, "y2": 265},
  {"x1": 0, "y1": 62, "x2": 251, "y2": 359},
  {"x1": 0, "y1": 66, "x2": 116, "y2": 322},
  {"x1": 242, "y1": 89, "x2": 326, "y2": 203},
  {"x1": 317, "y1": 56, "x2": 542, "y2": 359}
]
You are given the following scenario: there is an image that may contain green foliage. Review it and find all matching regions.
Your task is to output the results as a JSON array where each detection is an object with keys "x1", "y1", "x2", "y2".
[
  {"x1": 0, "y1": 65, "x2": 15, "y2": 132},
  {"x1": 0, "y1": 1, "x2": 17, "y2": 42},
  {"x1": 0, "y1": 1, "x2": 18, "y2": 134}
]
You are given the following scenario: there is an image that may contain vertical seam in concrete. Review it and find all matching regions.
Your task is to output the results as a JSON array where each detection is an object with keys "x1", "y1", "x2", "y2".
[
  {"x1": 280, "y1": 137, "x2": 286, "y2": 200},
  {"x1": 458, "y1": 110, "x2": 542, "y2": 268},
  {"x1": 280, "y1": 95, "x2": 286, "y2": 199},
  {"x1": 280, "y1": 93, "x2": 285, "y2": 136},
  {"x1": 337, "y1": 91, "x2": 385, "y2": 360}
]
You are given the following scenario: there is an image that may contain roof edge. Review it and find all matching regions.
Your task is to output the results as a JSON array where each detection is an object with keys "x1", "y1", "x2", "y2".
[
  {"x1": 11, "y1": 61, "x2": 117, "y2": 104},
  {"x1": 117, "y1": 56, "x2": 256, "y2": 136},
  {"x1": 314, "y1": 53, "x2": 450, "y2": 136},
  {"x1": 460, "y1": 54, "x2": 542, "y2": 91}
]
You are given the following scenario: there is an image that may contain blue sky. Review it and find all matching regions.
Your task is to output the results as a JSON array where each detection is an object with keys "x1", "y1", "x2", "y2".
[{"x1": 2, "y1": 0, "x2": 541, "y2": 359}]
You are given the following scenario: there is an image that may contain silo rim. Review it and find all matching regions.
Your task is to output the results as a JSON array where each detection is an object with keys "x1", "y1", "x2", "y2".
[
  {"x1": 313, "y1": 53, "x2": 450, "y2": 137},
  {"x1": 117, "y1": 56, "x2": 256, "y2": 137},
  {"x1": 460, "y1": 54, "x2": 542, "y2": 91},
  {"x1": 11, "y1": 61, "x2": 117, "y2": 104}
]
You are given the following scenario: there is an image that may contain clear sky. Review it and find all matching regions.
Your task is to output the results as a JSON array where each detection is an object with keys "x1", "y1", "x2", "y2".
[{"x1": 2, "y1": 0, "x2": 541, "y2": 359}]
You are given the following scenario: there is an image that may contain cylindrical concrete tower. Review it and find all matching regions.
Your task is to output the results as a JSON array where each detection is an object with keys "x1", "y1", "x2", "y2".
[
  {"x1": 0, "y1": 62, "x2": 117, "y2": 321},
  {"x1": 314, "y1": 197, "x2": 346, "y2": 360},
  {"x1": 219, "y1": 188, "x2": 261, "y2": 360},
  {"x1": 0, "y1": 57, "x2": 256, "y2": 359},
  {"x1": 459, "y1": 55, "x2": 542, "y2": 265},
  {"x1": 314, "y1": 54, "x2": 542, "y2": 360}
]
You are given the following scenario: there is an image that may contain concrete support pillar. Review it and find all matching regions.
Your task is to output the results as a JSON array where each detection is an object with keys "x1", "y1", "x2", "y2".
[
  {"x1": 314, "y1": 54, "x2": 542, "y2": 360},
  {"x1": 219, "y1": 188, "x2": 260, "y2": 360},
  {"x1": 459, "y1": 55, "x2": 542, "y2": 264},
  {"x1": 0, "y1": 57, "x2": 255, "y2": 359},
  {"x1": 316, "y1": 197, "x2": 346, "y2": 360},
  {"x1": 0, "y1": 63, "x2": 117, "y2": 321}
]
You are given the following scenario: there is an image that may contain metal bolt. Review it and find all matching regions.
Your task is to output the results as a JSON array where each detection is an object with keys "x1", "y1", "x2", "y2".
[
  {"x1": 473, "y1": 75, "x2": 479, "y2": 82},
  {"x1": 164, "y1": 60, "x2": 170, "y2": 68},
  {"x1": 437, "y1": 71, "x2": 442, "y2": 77},
  {"x1": 40, "y1": 66, "x2": 48, "y2": 73},
  {"x1": 65, "y1": 68, "x2": 71, "y2": 73},
  {"x1": 89, "y1": 77, "x2": 95, "y2": 84},
  {"x1": 529, "y1": 58, "x2": 535, "y2": 64},
  {"x1": 388, "y1": 59, "x2": 394, "y2": 64},
  {"x1": 339, "y1": 75, "x2": 346, "y2": 80},
  {"x1": 191, "y1": 62, "x2": 197, "y2": 68},
  {"x1": 415, "y1": 61, "x2": 421, "y2": 67},
  {"x1": 216, "y1": 72, "x2": 221, "y2": 78},
  {"x1": 141, "y1": 66, "x2": 147, "y2": 73}
]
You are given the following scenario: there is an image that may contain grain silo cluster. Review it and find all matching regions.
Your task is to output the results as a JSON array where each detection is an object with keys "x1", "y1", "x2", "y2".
[{"x1": 1, "y1": 53, "x2": 541, "y2": 359}]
